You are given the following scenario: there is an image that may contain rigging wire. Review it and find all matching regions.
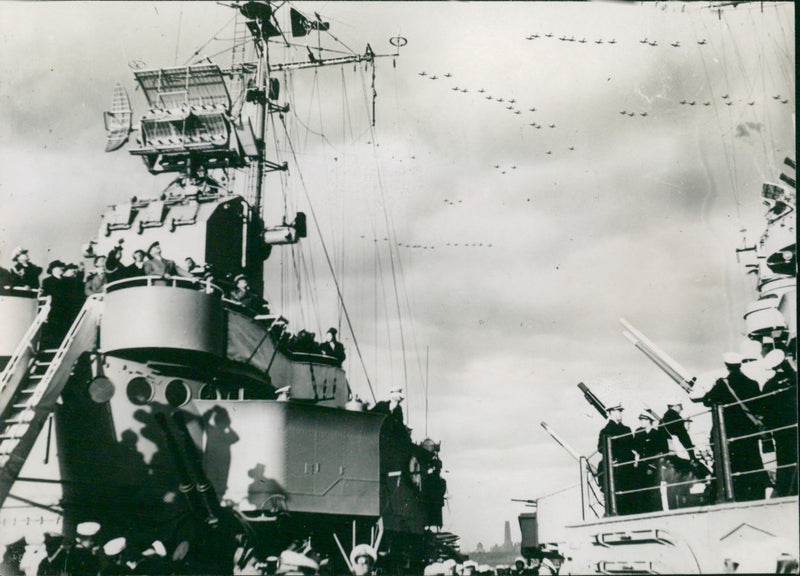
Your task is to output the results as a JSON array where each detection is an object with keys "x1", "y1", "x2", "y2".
[
  {"x1": 278, "y1": 114, "x2": 377, "y2": 403},
  {"x1": 357, "y1": 77, "x2": 411, "y2": 417},
  {"x1": 181, "y1": 15, "x2": 237, "y2": 66}
]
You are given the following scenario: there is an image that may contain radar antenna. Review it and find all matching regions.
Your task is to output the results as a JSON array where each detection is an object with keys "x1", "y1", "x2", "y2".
[{"x1": 103, "y1": 83, "x2": 132, "y2": 152}]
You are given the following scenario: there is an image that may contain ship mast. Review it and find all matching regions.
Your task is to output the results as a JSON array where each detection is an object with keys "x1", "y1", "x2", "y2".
[{"x1": 235, "y1": 0, "x2": 386, "y2": 217}]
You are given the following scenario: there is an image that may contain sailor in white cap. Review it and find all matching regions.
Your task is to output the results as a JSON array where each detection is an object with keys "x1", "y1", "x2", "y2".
[
  {"x1": 10, "y1": 245, "x2": 42, "y2": 289},
  {"x1": 760, "y1": 348, "x2": 798, "y2": 497},
  {"x1": 661, "y1": 397, "x2": 696, "y2": 461},
  {"x1": 371, "y1": 387, "x2": 405, "y2": 424},
  {"x1": 461, "y1": 559, "x2": 478, "y2": 575},
  {"x1": 597, "y1": 401, "x2": 636, "y2": 514},
  {"x1": 537, "y1": 544, "x2": 562, "y2": 575},
  {"x1": 131, "y1": 539, "x2": 168, "y2": 574},
  {"x1": 633, "y1": 410, "x2": 669, "y2": 512},
  {"x1": 349, "y1": 543, "x2": 377, "y2": 576},
  {"x1": 68, "y1": 522, "x2": 101, "y2": 575},
  {"x1": 701, "y1": 352, "x2": 768, "y2": 502},
  {"x1": 102, "y1": 536, "x2": 126, "y2": 562}
]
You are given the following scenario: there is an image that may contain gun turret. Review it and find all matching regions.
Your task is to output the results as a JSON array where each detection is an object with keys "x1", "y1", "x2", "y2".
[
  {"x1": 620, "y1": 318, "x2": 696, "y2": 393},
  {"x1": 578, "y1": 382, "x2": 607, "y2": 419}
]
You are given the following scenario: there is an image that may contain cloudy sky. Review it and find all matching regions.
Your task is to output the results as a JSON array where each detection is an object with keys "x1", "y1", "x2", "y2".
[{"x1": 0, "y1": 1, "x2": 795, "y2": 551}]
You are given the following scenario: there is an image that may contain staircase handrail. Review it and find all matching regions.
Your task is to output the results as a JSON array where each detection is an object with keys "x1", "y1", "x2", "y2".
[
  {"x1": 25, "y1": 295, "x2": 101, "y2": 411},
  {"x1": 0, "y1": 297, "x2": 51, "y2": 396}
]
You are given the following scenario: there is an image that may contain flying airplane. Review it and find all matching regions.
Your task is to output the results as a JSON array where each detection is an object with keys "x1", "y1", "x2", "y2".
[
  {"x1": 418, "y1": 71, "x2": 427, "y2": 76},
  {"x1": 608, "y1": 38, "x2": 616, "y2": 44},
  {"x1": 671, "y1": 42, "x2": 680, "y2": 47},
  {"x1": 698, "y1": 39, "x2": 707, "y2": 45},
  {"x1": 444, "y1": 72, "x2": 452, "y2": 77},
  {"x1": 430, "y1": 75, "x2": 438, "y2": 80}
]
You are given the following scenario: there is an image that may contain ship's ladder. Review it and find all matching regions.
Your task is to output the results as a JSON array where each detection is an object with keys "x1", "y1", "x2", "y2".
[{"x1": 0, "y1": 296, "x2": 102, "y2": 508}]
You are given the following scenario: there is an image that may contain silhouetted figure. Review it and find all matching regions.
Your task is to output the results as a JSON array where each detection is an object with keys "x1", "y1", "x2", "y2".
[
  {"x1": 759, "y1": 350, "x2": 798, "y2": 497},
  {"x1": 37, "y1": 532, "x2": 67, "y2": 576},
  {"x1": 661, "y1": 401, "x2": 696, "y2": 461},
  {"x1": 320, "y1": 327, "x2": 346, "y2": 363},
  {"x1": 9, "y1": 246, "x2": 42, "y2": 289},
  {"x1": 597, "y1": 403, "x2": 636, "y2": 514},
  {"x1": 633, "y1": 411, "x2": 669, "y2": 512},
  {"x1": 203, "y1": 406, "x2": 240, "y2": 498},
  {"x1": 0, "y1": 537, "x2": 26, "y2": 576},
  {"x1": 41, "y1": 260, "x2": 73, "y2": 348},
  {"x1": 702, "y1": 353, "x2": 768, "y2": 501}
]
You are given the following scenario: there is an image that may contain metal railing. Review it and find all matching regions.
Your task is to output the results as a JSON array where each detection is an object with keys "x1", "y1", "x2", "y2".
[
  {"x1": 0, "y1": 297, "x2": 51, "y2": 398},
  {"x1": 600, "y1": 386, "x2": 798, "y2": 516},
  {"x1": 104, "y1": 275, "x2": 225, "y2": 296}
]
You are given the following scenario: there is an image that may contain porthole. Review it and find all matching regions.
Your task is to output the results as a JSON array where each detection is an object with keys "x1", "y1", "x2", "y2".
[
  {"x1": 88, "y1": 377, "x2": 115, "y2": 403},
  {"x1": 126, "y1": 377, "x2": 153, "y2": 406},
  {"x1": 165, "y1": 379, "x2": 191, "y2": 407}
]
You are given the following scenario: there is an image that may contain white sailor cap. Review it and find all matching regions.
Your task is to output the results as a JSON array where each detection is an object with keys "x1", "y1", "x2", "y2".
[
  {"x1": 76, "y1": 522, "x2": 101, "y2": 537},
  {"x1": 142, "y1": 540, "x2": 167, "y2": 558},
  {"x1": 103, "y1": 537, "x2": 126, "y2": 556},
  {"x1": 722, "y1": 352, "x2": 743, "y2": 366},
  {"x1": 349, "y1": 543, "x2": 377, "y2": 565},
  {"x1": 278, "y1": 550, "x2": 319, "y2": 573},
  {"x1": 10, "y1": 246, "x2": 28, "y2": 261}
]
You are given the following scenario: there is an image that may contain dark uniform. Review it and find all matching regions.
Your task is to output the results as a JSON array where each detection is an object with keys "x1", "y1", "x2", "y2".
[
  {"x1": 759, "y1": 358, "x2": 798, "y2": 497},
  {"x1": 10, "y1": 261, "x2": 42, "y2": 289},
  {"x1": 0, "y1": 266, "x2": 13, "y2": 289},
  {"x1": 703, "y1": 363, "x2": 768, "y2": 501},
  {"x1": 661, "y1": 408, "x2": 696, "y2": 460},
  {"x1": 598, "y1": 418, "x2": 636, "y2": 514},
  {"x1": 633, "y1": 419, "x2": 670, "y2": 512},
  {"x1": 41, "y1": 264, "x2": 73, "y2": 348},
  {"x1": 320, "y1": 329, "x2": 346, "y2": 363},
  {"x1": 0, "y1": 538, "x2": 26, "y2": 576}
]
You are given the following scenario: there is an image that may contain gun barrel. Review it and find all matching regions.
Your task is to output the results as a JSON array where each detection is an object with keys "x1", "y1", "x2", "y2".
[
  {"x1": 541, "y1": 422, "x2": 581, "y2": 463},
  {"x1": 578, "y1": 381, "x2": 608, "y2": 418},
  {"x1": 620, "y1": 320, "x2": 694, "y2": 392}
]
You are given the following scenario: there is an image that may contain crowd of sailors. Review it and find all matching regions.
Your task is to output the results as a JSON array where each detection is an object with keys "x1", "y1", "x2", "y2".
[
  {"x1": 598, "y1": 339, "x2": 797, "y2": 514},
  {"x1": 1, "y1": 243, "x2": 346, "y2": 364},
  {"x1": 0, "y1": 526, "x2": 563, "y2": 576}
]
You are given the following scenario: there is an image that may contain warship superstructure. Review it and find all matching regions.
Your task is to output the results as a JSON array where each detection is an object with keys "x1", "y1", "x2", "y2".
[
  {"x1": 518, "y1": 160, "x2": 797, "y2": 574},
  {"x1": 0, "y1": 3, "x2": 458, "y2": 573}
]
